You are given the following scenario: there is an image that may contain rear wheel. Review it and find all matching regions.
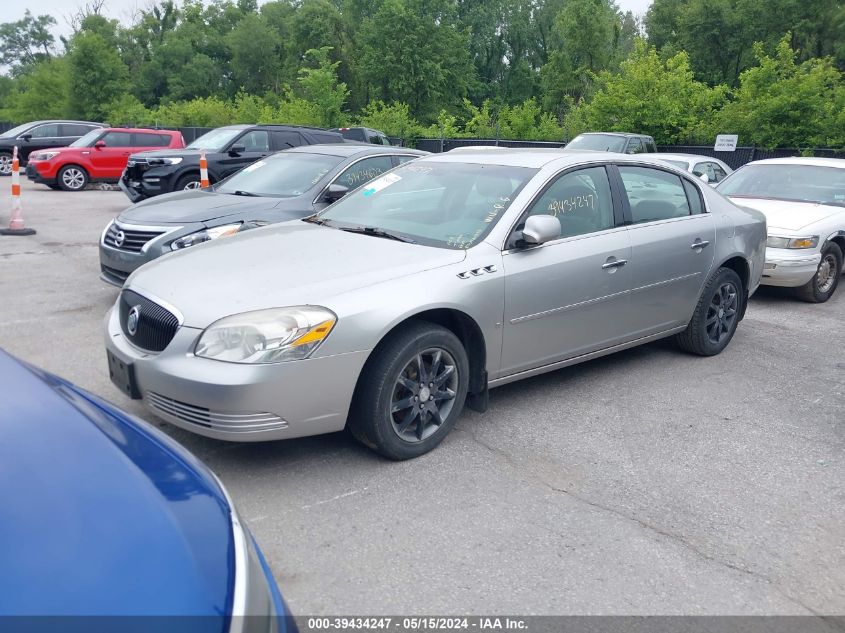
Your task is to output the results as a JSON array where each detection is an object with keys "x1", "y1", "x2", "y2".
[
  {"x1": 795, "y1": 243, "x2": 842, "y2": 303},
  {"x1": 676, "y1": 267, "x2": 743, "y2": 356},
  {"x1": 0, "y1": 152, "x2": 12, "y2": 176},
  {"x1": 175, "y1": 173, "x2": 202, "y2": 191},
  {"x1": 348, "y1": 322, "x2": 469, "y2": 460},
  {"x1": 57, "y1": 165, "x2": 89, "y2": 191}
]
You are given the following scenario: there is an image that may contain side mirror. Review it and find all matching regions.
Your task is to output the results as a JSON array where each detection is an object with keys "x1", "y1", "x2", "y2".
[
  {"x1": 228, "y1": 143, "x2": 246, "y2": 156},
  {"x1": 521, "y1": 215, "x2": 561, "y2": 246},
  {"x1": 323, "y1": 183, "x2": 349, "y2": 202},
  {"x1": 699, "y1": 172, "x2": 710, "y2": 183},
  {"x1": 94, "y1": 140, "x2": 106, "y2": 149},
  {"x1": 19, "y1": 134, "x2": 32, "y2": 142}
]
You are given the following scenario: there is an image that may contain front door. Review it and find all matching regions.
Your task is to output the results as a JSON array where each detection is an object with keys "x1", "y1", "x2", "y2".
[
  {"x1": 218, "y1": 130, "x2": 272, "y2": 178},
  {"x1": 500, "y1": 165, "x2": 634, "y2": 377},
  {"x1": 615, "y1": 164, "x2": 716, "y2": 336},
  {"x1": 89, "y1": 131, "x2": 134, "y2": 179}
]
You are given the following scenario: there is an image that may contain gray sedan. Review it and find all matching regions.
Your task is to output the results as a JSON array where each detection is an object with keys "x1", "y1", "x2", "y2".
[
  {"x1": 104, "y1": 149, "x2": 766, "y2": 460},
  {"x1": 99, "y1": 144, "x2": 426, "y2": 286}
]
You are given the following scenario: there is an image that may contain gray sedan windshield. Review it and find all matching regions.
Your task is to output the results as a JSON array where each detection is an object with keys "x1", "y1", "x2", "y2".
[
  {"x1": 719, "y1": 164, "x2": 845, "y2": 207},
  {"x1": 316, "y1": 162, "x2": 537, "y2": 248},
  {"x1": 215, "y1": 153, "x2": 344, "y2": 197}
]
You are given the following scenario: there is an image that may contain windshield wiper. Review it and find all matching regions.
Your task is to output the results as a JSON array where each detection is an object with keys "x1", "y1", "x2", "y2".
[
  {"x1": 231, "y1": 190, "x2": 258, "y2": 197},
  {"x1": 339, "y1": 226, "x2": 416, "y2": 243}
]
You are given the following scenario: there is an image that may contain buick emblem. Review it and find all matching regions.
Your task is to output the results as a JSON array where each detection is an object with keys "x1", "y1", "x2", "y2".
[
  {"x1": 114, "y1": 230, "x2": 126, "y2": 248},
  {"x1": 127, "y1": 305, "x2": 141, "y2": 336}
]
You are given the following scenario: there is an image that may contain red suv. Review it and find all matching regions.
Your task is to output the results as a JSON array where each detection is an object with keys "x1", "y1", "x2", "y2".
[{"x1": 26, "y1": 128, "x2": 185, "y2": 191}]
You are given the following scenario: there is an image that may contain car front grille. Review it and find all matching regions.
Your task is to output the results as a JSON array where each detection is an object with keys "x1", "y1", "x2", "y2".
[
  {"x1": 147, "y1": 392, "x2": 287, "y2": 433},
  {"x1": 103, "y1": 222, "x2": 164, "y2": 253},
  {"x1": 119, "y1": 289, "x2": 179, "y2": 352},
  {"x1": 101, "y1": 264, "x2": 130, "y2": 285}
]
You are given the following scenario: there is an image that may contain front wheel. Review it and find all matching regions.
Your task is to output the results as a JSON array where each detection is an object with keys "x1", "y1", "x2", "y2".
[
  {"x1": 0, "y1": 152, "x2": 12, "y2": 176},
  {"x1": 676, "y1": 267, "x2": 744, "y2": 356},
  {"x1": 57, "y1": 165, "x2": 89, "y2": 191},
  {"x1": 795, "y1": 243, "x2": 842, "y2": 303},
  {"x1": 348, "y1": 322, "x2": 469, "y2": 460},
  {"x1": 175, "y1": 173, "x2": 203, "y2": 191}
]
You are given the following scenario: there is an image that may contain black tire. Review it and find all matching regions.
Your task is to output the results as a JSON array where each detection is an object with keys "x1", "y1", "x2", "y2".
[
  {"x1": 0, "y1": 152, "x2": 12, "y2": 176},
  {"x1": 57, "y1": 164, "x2": 89, "y2": 191},
  {"x1": 348, "y1": 321, "x2": 469, "y2": 460},
  {"x1": 46, "y1": 184, "x2": 61, "y2": 190},
  {"x1": 676, "y1": 267, "x2": 744, "y2": 356},
  {"x1": 795, "y1": 243, "x2": 842, "y2": 303},
  {"x1": 175, "y1": 173, "x2": 203, "y2": 191}
]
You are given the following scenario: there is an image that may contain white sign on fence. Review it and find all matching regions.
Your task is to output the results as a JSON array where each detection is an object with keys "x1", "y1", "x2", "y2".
[{"x1": 714, "y1": 134, "x2": 739, "y2": 152}]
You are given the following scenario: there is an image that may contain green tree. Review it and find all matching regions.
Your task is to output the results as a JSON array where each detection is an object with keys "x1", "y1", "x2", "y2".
[
  {"x1": 0, "y1": 11, "x2": 57, "y2": 75},
  {"x1": 294, "y1": 46, "x2": 349, "y2": 127},
  {"x1": 66, "y1": 19, "x2": 130, "y2": 120},
  {"x1": 357, "y1": 100, "x2": 422, "y2": 139},
  {"x1": 565, "y1": 40, "x2": 728, "y2": 144},
  {"x1": 0, "y1": 58, "x2": 70, "y2": 120},
  {"x1": 227, "y1": 13, "x2": 283, "y2": 94}
]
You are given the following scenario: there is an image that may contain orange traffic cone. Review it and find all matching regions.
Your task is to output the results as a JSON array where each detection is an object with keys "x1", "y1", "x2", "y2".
[
  {"x1": 1, "y1": 146, "x2": 36, "y2": 236},
  {"x1": 200, "y1": 150, "x2": 209, "y2": 188}
]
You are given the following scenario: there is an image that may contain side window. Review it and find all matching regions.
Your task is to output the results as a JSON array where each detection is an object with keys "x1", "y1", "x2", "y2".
[
  {"x1": 133, "y1": 133, "x2": 171, "y2": 147},
  {"x1": 525, "y1": 166, "x2": 615, "y2": 239},
  {"x1": 682, "y1": 179, "x2": 704, "y2": 214},
  {"x1": 395, "y1": 155, "x2": 417, "y2": 165},
  {"x1": 711, "y1": 163, "x2": 728, "y2": 182},
  {"x1": 336, "y1": 156, "x2": 394, "y2": 189},
  {"x1": 271, "y1": 131, "x2": 302, "y2": 150},
  {"x1": 29, "y1": 124, "x2": 61, "y2": 138},
  {"x1": 618, "y1": 166, "x2": 692, "y2": 224},
  {"x1": 239, "y1": 130, "x2": 270, "y2": 152},
  {"x1": 626, "y1": 138, "x2": 644, "y2": 154},
  {"x1": 644, "y1": 139, "x2": 657, "y2": 153},
  {"x1": 101, "y1": 132, "x2": 134, "y2": 147},
  {"x1": 691, "y1": 163, "x2": 707, "y2": 178},
  {"x1": 62, "y1": 124, "x2": 98, "y2": 137}
]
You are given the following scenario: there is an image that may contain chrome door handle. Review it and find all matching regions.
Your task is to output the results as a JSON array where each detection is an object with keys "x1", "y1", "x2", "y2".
[
  {"x1": 602, "y1": 259, "x2": 628, "y2": 269},
  {"x1": 691, "y1": 240, "x2": 710, "y2": 249}
]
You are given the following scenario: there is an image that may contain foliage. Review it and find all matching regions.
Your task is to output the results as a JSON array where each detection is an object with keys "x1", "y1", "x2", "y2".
[
  {"x1": 0, "y1": 10, "x2": 57, "y2": 75},
  {"x1": 357, "y1": 101, "x2": 423, "y2": 139}
]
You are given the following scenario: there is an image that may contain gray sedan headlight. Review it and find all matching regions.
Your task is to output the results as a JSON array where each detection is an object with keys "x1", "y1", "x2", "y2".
[
  {"x1": 195, "y1": 306, "x2": 336, "y2": 364},
  {"x1": 171, "y1": 223, "x2": 242, "y2": 250},
  {"x1": 766, "y1": 235, "x2": 819, "y2": 249}
]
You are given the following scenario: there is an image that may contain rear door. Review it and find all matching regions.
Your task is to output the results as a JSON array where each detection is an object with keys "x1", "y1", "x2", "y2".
[
  {"x1": 500, "y1": 165, "x2": 634, "y2": 376},
  {"x1": 614, "y1": 164, "x2": 716, "y2": 336},
  {"x1": 89, "y1": 131, "x2": 134, "y2": 178}
]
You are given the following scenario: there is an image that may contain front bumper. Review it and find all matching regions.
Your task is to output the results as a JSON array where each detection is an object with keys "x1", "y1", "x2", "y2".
[
  {"x1": 104, "y1": 305, "x2": 369, "y2": 442},
  {"x1": 121, "y1": 163, "x2": 179, "y2": 201},
  {"x1": 99, "y1": 220, "x2": 188, "y2": 287},
  {"x1": 761, "y1": 248, "x2": 821, "y2": 287},
  {"x1": 25, "y1": 162, "x2": 55, "y2": 184}
]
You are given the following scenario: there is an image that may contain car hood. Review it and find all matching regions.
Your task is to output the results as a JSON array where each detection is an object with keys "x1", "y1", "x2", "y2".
[
  {"x1": 29, "y1": 145, "x2": 78, "y2": 157},
  {"x1": 726, "y1": 197, "x2": 843, "y2": 232},
  {"x1": 132, "y1": 148, "x2": 205, "y2": 159},
  {"x1": 0, "y1": 351, "x2": 232, "y2": 619},
  {"x1": 128, "y1": 220, "x2": 466, "y2": 327},
  {"x1": 119, "y1": 190, "x2": 302, "y2": 224}
]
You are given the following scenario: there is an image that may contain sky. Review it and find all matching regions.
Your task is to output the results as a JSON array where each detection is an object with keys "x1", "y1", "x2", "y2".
[{"x1": 1, "y1": 0, "x2": 655, "y2": 41}]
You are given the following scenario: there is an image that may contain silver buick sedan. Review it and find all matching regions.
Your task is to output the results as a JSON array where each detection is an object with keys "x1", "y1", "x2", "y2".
[{"x1": 104, "y1": 150, "x2": 766, "y2": 460}]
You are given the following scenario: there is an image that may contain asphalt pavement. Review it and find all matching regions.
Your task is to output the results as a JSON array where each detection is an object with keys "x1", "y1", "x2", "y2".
[{"x1": 0, "y1": 180, "x2": 843, "y2": 616}]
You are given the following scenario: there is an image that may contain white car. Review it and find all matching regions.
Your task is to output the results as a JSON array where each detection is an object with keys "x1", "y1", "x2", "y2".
[
  {"x1": 717, "y1": 157, "x2": 845, "y2": 302},
  {"x1": 650, "y1": 153, "x2": 733, "y2": 184}
]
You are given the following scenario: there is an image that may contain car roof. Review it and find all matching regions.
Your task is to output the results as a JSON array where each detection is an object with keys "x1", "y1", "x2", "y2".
[
  {"x1": 420, "y1": 148, "x2": 634, "y2": 168},
  {"x1": 748, "y1": 157, "x2": 845, "y2": 169},
  {"x1": 286, "y1": 143, "x2": 427, "y2": 157},
  {"x1": 576, "y1": 132, "x2": 652, "y2": 139},
  {"x1": 216, "y1": 124, "x2": 340, "y2": 133},
  {"x1": 101, "y1": 127, "x2": 180, "y2": 134}
]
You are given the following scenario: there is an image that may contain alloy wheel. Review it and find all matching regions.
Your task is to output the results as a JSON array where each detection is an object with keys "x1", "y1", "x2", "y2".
[
  {"x1": 816, "y1": 254, "x2": 837, "y2": 294},
  {"x1": 183, "y1": 180, "x2": 201, "y2": 190},
  {"x1": 0, "y1": 155, "x2": 11, "y2": 175},
  {"x1": 390, "y1": 348, "x2": 458, "y2": 443},
  {"x1": 705, "y1": 282, "x2": 738, "y2": 345},
  {"x1": 62, "y1": 168, "x2": 85, "y2": 190}
]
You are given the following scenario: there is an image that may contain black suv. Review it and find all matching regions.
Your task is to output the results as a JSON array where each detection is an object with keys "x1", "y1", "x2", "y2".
[
  {"x1": 330, "y1": 126, "x2": 392, "y2": 145},
  {"x1": 119, "y1": 124, "x2": 346, "y2": 202},
  {"x1": 565, "y1": 132, "x2": 657, "y2": 154},
  {"x1": 0, "y1": 120, "x2": 104, "y2": 175}
]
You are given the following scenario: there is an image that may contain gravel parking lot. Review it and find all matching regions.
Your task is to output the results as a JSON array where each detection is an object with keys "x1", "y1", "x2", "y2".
[{"x1": 1, "y1": 180, "x2": 843, "y2": 616}]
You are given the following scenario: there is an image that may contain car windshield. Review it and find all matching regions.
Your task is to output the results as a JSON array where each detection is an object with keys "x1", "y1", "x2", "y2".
[
  {"x1": 566, "y1": 134, "x2": 627, "y2": 152},
  {"x1": 1, "y1": 123, "x2": 36, "y2": 138},
  {"x1": 187, "y1": 128, "x2": 243, "y2": 151},
  {"x1": 315, "y1": 161, "x2": 537, "y2": 249},
  {"x1": 69, "y1": 129, "x2": 104, "y2": 147},
  {"x1": 718, "y1": 164, "x2": 845, "y2": 207},
  {"x1": 660, "y1": 159, "x2": 689, "y2": 170},
  {"x1": 215, "y1": 152, "x2": 345, "y2": 197}
]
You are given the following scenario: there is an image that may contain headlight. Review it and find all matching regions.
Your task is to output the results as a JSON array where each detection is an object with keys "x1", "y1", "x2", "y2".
[
  {"x1": 195, "y1": 306, "x2": 336, "y2": 364},
  {"x1": 766, "y1": 235, "x2": 819, "y2": 249},
  {"x1": 149, "y1": 157, "x2": 183, "y2": 165},
  {"x1": 170, "y1": 223, "x2": 242, "y2": 250},
  {"x1": 32, "y1": 151, "x2": 59, "y2": 161}
]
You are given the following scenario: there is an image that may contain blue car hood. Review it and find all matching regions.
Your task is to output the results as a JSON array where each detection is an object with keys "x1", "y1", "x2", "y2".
[{"x1": 0, "y1": 351, "x2": 233, "y2": 621}]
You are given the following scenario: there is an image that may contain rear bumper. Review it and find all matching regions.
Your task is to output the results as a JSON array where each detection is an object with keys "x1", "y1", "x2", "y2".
[{"x1": 761, "y1": 248, "x2": 821, "y2": 287}]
